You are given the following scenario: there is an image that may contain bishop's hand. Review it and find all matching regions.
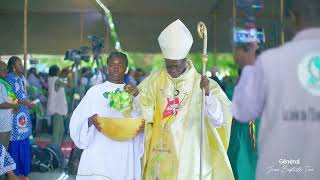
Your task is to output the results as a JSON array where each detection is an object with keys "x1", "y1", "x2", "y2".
[
  {"x1": 124, "y1": 83, "x2": 139, "y2": 97},
  {"x1": 200, "y1": 76, "x2": 210, "y2": 96}
]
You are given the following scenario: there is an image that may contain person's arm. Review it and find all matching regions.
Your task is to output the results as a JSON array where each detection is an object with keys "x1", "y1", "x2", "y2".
[
  {"x1": 137, "y1": 75, "x2": 156, "y2": 124},
  {"x1": 0, "y1": 102, "x2": 18, "y2": 110},
  {"x1": 0, "y1": 85, "x2": 18, "y2": 110},
  {"x1": 54, "y1": 78, "x2": 68, "y2": 92},
  {"x1": 203, "y1": 78, "x2": 233, "y2": 149},
  {"x1": 232, "y1": 59, "x2": 266, "y2": 122},
  {"x1": 126, "y1": 84, "x2": 145, "y2": 157},
  {"x1": 69, "y1": 88, "x2": 96, "y2": 149},
  {"x1": 66, "y1": 73, "x2": 73, "y2": 88},
  {"x1": 201, "y1": 76, "x2": 224, "y2": 127},
  {"x1": 17, "y1": 99, "x2": 33, "y2": 108},
  {"x1": 205, "y1": 93, "x2": 224, "y2": 127},
  {"x1": 124, "y1": 83, "x2": 141, "y2": 117},
  {"x1": 6, "y1": 75, "x2": 33, "y2": 108}
]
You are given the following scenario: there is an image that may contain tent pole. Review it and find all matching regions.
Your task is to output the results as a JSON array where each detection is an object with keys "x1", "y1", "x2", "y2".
[
  {"x1": 101, "y1": 25, "x2": 110, "y2": 67},
  {"x1": 23, "y1": 0, "x2": 28, "y2": 77},
  {"x1": 213, "y1": 13, "x2": 217, "y2": 66},
  {"x1": 232, "y1": 0, "x2": 237, "y2": 53},
  {"x1": 105, "y1": 25, "x2": 110, "y2": 55},
  {"x1": 280, "y1": 0, "x2": 285, "y2": 44},
  {"x1": 272, "y1": 0, "x2": 277, "y2": 46},
  {"x1": 213, "y1": 13, "x2": 217, "y2": 54},
  {"x1": 80, "y1": 0, "x2": 85, "y2": 45}
]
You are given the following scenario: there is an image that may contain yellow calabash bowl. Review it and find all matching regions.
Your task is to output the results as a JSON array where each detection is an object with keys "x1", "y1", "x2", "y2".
[{"x1": 96, "y1": 117, "x2": 143, "y2": 141}]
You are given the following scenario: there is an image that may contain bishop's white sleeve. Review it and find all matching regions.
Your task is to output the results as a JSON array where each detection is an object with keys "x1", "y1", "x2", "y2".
[
  {"x1": 232, "y1": 59, "x2": 266, "y2": 122},
  {"x1": 69, "y1": 89, "x2": 96, "y2": 149},
  {"x1": 205, "y1": 94, "x2": 224, "y2": 127}
]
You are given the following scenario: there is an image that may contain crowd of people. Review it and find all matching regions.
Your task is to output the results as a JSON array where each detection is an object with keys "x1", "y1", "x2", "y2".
[
  {"x1": 1, "y1": 0, "x2": 320, "y2": 179},
  {"x1": 0, "y1": 54, "x2": 150, "y2": 179}
]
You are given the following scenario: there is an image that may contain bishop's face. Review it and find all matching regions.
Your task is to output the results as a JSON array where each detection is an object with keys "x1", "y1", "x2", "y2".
[{"x1": 165, "y1": 59, "x2": 187, "y2": 78}]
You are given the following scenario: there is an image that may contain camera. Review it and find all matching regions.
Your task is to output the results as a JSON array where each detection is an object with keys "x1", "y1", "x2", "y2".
[
  {"x1": 88, "y1": 35, "x2": 104, "y2": 59},
  {"x1": 64, "y1": 46, "x2": 91, "y2": 65},
  {"x1": 237, "y1": 0, "x2": 263, "y2": 9},
  {"x1": 233, "y1": 27, "x2": 265, "y2": 44}
]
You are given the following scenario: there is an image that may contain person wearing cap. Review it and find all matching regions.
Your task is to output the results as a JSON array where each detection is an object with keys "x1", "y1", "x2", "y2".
[
  {"x1": 232, "y1": 0, "x2": 320, "y2": 180},
  {"x1": 227, "y1": 42, "x2": 261, "y2": 180},
  {"x1": 137, "y1": 19, "x2": 234, "y2": 179}
]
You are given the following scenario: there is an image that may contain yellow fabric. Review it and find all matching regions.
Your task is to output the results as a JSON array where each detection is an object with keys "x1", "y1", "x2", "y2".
[
  {"x1": 96, "y1": 117, "x2": 143, "y2": 141},
  {"x1": 139, "y1": 60, "x2": 234, "y2": 180},
  {"x1": 12, "y1": 99, "x2": 18, "y2": 104}
]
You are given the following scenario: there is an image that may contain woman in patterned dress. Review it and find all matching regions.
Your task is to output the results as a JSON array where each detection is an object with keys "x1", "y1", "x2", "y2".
[{"x1": 6, "y1": 56, "x2": 33, "y2": 180}]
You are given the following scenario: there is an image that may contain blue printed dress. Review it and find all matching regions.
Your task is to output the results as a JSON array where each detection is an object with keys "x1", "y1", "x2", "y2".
[
  {"x1": 6, "y1": 73, "x2": 32, "y2": 176},
  {"x1": 0, "y1": 144, "x2": 16, "y2": 175},
  {"x1": 6, "y1": 73, "x2": 32, "y2": 141}
]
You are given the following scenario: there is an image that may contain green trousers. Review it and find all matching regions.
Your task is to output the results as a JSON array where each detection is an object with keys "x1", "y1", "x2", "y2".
[
  {"x1": 52, "y1": 114, "x2": 65, "y2": 146},
  {"x1": 227, "y1": 119, "x2": 260, "y2": 180}
]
